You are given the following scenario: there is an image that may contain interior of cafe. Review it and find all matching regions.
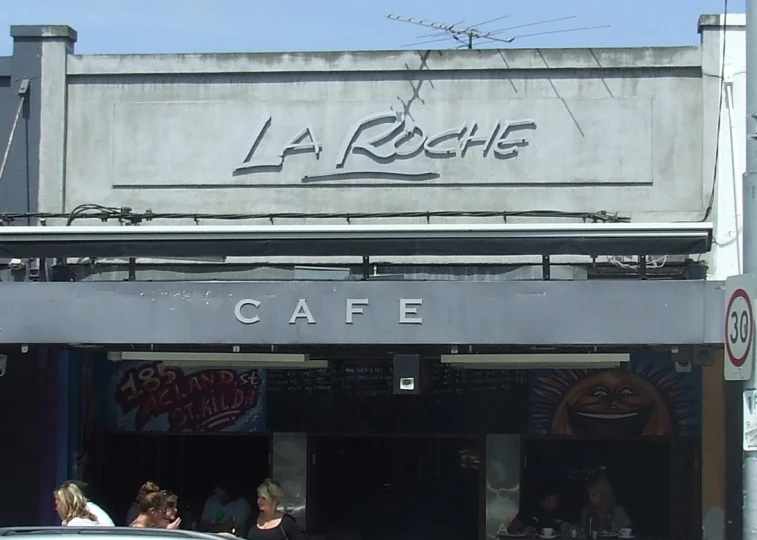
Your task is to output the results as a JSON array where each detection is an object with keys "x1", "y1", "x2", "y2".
[{"x1": 77, "y1": 347, "x2": 702, "y2": 540}]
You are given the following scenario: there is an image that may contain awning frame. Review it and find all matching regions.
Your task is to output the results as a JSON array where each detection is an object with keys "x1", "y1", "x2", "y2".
[{"x1": 0, "y1": 222, "x2": 713, "y2": 259}]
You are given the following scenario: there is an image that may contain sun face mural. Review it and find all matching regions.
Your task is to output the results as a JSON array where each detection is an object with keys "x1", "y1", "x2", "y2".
[{"x1": 529, "y1": 355, "x2": 700, "y2": 437}]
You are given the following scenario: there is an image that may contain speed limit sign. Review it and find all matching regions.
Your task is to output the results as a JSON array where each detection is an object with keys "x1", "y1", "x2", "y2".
[{"x1": 725, "y1": 274, "x2": 757, "y2": 380}]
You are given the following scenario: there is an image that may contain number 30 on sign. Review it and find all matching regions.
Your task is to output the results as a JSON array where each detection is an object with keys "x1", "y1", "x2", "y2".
[{"x1": 725, "y1": 274, "x2": 757, "y2": 381}]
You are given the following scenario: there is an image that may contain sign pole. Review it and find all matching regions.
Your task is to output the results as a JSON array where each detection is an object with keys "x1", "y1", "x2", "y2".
[{"x1": 746, "y1": 0, "x2": 757, "y2": 536}]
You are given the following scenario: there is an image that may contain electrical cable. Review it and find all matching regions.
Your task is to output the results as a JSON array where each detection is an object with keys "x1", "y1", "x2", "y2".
[
  {"x1": 701, "y1": 0, "x2": 729, "y2": 221},
  {"x1": 0, "y1": 208, "x2": 630, "y2": 226}
]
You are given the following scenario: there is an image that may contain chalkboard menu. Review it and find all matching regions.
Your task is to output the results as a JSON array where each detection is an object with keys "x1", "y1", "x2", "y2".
[
  {"x1": 266, "y1": 359, "x2": 527, "y2": 396},
  {"x1": 432, "y1": 363, "x2": 528, "y2": 394},
  {"x1": 266, "y1": 359, "x2": 530, "y2": 434},
  {"x1": 266, "y1": 366, "x2": 336, "y2": 394},
  {"x1": 343, "y1": 363, "x2": 394, "y2": 396}
]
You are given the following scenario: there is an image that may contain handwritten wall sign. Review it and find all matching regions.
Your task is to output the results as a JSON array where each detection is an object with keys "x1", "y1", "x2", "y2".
[
  {"x1": 111, "y1": 362, "x2": 265, "y2": 432},
  {"x1": 234, "y1": 111, "x2": 537, "y2": 181}
]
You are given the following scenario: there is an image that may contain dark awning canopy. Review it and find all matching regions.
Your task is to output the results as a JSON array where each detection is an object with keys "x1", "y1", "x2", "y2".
[{"x1": 0, "y1": 222, "x2": 713, "y2": 258}]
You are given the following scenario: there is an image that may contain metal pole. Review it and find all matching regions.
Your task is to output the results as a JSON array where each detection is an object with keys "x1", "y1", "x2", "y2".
[{"x1": 746, "y1": 1, "x2": 757, "y2": 537}]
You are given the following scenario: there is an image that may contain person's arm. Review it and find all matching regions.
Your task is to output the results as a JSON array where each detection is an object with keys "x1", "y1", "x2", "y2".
[
  {"x1": 233, "y1": 498, "x2": 252, "y2": 537},
  {"x1": 508, "y1": 514, "x2": 526, "y2": 534},
  {"x1": 280, "y1": 515, "x2": 304, "y2": 540},
  {"x1": 198, "y1": 498, "x2": 214, "y2": 532},
  {"x1": 580, "y1": 506, "x2": 590, "y2": 531},
  {"x1": 125, "y1": 505, "x2": 138, "y2": 528}
]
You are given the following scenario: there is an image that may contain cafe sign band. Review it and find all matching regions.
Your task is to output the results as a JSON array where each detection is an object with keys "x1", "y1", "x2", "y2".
[{"x1": 0, "y1": 281, "x2": 718, "y2": 345}]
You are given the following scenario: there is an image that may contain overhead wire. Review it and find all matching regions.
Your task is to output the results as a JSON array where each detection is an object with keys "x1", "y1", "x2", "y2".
[
  {"x1": 701, "y1": 0, "x2": 729, "y2": 221},
  {"x1": 0, "y1": 208, "x2": 630, "y2": 226}
]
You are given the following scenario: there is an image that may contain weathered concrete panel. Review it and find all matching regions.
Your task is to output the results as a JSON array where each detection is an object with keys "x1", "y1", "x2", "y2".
[
  {"x1": 62, "y1": 47, "x2": 703, "y2": 222},
  {"x1": 109, "y1": 96, "x2": 653, "y2": 188},
  {"x1": 66, "y1": 47, "x2": 702, "y2": 75}
]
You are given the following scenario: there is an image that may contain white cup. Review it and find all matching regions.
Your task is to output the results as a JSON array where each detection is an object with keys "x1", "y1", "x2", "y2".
[
  {"x1": 619, "y1": 528, "x2": 633, "y2": 538},
  {"x1": 541, "y1": 528, "x2": 554, "y2": 538}
]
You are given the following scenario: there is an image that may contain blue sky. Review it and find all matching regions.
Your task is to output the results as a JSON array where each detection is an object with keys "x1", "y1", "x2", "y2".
[{"x1": 0, "y1": 0, "x2": 745, "y2": 55}]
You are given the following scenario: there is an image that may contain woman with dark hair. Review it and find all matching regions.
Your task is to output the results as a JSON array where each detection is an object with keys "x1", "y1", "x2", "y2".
[
  {"x1": 129, "y1": 491, "x2": 181, "y2": 529},
  {"x1": 125, "y1": 481, "x2": 160, "y2": 526}
]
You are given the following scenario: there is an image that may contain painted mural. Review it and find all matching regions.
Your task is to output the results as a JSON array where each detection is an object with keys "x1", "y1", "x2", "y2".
[
  {"x1": 95, "y1": 361, "x2": 266, "y2": 432},
  {"x1": 529, "y1": 354, "x2": 701, "y2": 437}
]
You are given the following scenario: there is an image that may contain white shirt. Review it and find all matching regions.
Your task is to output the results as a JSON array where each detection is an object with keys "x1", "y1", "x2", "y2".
[
  {"x1": 64, "y1": 517, "x2": 99, "y2": 527},
  {"x1": 201, "y1": 495, "x2": 252, "y2": 532},
  {"x1": 87, "y1": 502, "x2": 115, "y2": 526}
]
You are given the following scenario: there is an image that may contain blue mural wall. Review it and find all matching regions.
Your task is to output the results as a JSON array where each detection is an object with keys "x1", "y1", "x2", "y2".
[
  {"x1": 529, "y1": 352, "x2": 701, "y2": 437},
  {"x1": 93, "y1": 360, "x2": 266, "y2": 433}
]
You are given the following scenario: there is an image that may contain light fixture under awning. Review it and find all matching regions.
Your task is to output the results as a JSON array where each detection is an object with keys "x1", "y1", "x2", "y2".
[
  {"x1": 107, "y1": 351, "x2": 327, "y2": 369},
  {"x1": 0, "y1": 222, "x2": 712, "y2": 259},
  {"x1": 441, "y1": 353, "x2": 631, "y2": 370}
]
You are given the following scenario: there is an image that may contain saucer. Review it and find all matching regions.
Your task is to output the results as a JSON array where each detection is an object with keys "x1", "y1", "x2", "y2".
[{"x1": 537, "y1": 535, "x2": 557, "y2": 539}]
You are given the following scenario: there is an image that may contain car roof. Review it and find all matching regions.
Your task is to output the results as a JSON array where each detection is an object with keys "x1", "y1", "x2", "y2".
[{"x1": 0, "y1": 528, "x2": 222, "y2": 540}]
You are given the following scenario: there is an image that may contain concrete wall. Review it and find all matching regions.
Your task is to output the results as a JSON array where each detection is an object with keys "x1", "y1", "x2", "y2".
[
  {"x1": 698, "y1": 17, "x2": 745, "y2": 539},
  {"x1": 58, "y1": 47, "x2": 705, "y2": 224},
  {"x1": 701, "y1": 14, "x2": 747, "y2": 281}
]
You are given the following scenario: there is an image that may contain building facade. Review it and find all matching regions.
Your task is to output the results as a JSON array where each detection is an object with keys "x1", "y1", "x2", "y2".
[{"x1": 0, "y1": 14, "x2": 743, "y2": 540}]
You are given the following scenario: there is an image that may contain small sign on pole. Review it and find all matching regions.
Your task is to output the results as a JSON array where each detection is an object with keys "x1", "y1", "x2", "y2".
[
  {"x1": 746, "y1": 390, "x2": 757, "y2": 451},
  {"x1": 725, "y1": 274, "x2": 757, "y2": 381}
]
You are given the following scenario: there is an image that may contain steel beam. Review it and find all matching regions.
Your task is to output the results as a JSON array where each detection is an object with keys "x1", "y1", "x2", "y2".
[{"x1": 0, "y1": 223, "x2": 713, "y2": 259}]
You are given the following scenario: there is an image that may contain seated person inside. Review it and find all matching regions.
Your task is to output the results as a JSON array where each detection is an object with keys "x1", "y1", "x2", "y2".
[
  {"x1": 580, "y1": 475, "x2": 631, "y2": 534},
  {"x1": 199, "y1": 478, "x2": 252, "y2": 537},
  {"x1": 509, "y1": 482, "x2": 569, "y2": 535}
]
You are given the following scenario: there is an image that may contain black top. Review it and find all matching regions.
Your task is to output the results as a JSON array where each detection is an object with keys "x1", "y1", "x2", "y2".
[
  {"x1": 515, "y1": 508, "x2": 568, "y2": 531},
  {"x1": 246, "y1": 515, "x2": 303, "y2": 540}
]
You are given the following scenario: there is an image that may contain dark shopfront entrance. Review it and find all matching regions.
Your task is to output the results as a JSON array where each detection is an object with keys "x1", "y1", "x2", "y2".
[
  {"x1": 89, "y1": 431, "x2": 482, "y2": 540},
  {"x1": 90, "y1": 433, "x2": 272, "y2": 527},
  {"x1": 308, "y1": 435, "x2": 481, "y2": 540}
]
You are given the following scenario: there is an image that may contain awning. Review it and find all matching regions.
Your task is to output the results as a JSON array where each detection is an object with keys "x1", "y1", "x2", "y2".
[
  {"x1": 0, "y1": 279, "x2": 724, "y2": 345},
  {"x1": 0, "y1": 222, "x2": 713, "y2": 258}
]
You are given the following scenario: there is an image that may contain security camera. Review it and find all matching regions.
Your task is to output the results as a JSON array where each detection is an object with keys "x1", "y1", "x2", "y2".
[
  {"x1": 9, "y1": 258, "x2": 25, "y2": 271},
  {"x1": 674, "y1": 359, "x2": 692, "y2": 373},
  {"x1": 20, "y1": 344, "x2": 28, "y2": 354}
]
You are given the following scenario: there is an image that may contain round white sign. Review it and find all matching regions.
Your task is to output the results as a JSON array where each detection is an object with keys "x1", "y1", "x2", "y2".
[{"x1": 726, "y1": 288, "x2": 754, "y2": 367}]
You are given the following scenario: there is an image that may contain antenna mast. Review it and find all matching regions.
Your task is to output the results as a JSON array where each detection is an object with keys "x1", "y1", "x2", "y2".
[{"x1": 385, "y1": 14, "x2": 610, "y2": 49}]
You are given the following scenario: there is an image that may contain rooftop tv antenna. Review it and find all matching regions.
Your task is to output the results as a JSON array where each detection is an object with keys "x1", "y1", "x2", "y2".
[{"x1": 385, "y1": 14, "x2": 610, "y2": 49}]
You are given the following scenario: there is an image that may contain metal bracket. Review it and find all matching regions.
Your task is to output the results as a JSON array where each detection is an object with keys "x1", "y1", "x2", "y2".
[
  {"x1": 17, "y1": 78, "x2": 29, "y2": 96},
  {"x1": 638, "y1": 255, "x2": 647, "y2": 280},
  {"x1": 127, "y1": 258, "x2": 137, "y2": 281},
  {"x1": 27, "y1": 258, "x2": 41, "y2": 281},
  {"x1": 541, "y1": 255, "x2": 551, "y2": 280}
]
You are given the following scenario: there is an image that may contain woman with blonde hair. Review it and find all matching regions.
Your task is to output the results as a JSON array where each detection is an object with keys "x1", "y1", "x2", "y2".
[
  {"x1": 55, "y1": 483, "x2": 99, "y2": 527},
  {"x1": 580, "y1": 475, "x2": 631, "y2": 533},
  {"x1": 246, "y1": 479, "x2": 303, "y2": 540}
]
